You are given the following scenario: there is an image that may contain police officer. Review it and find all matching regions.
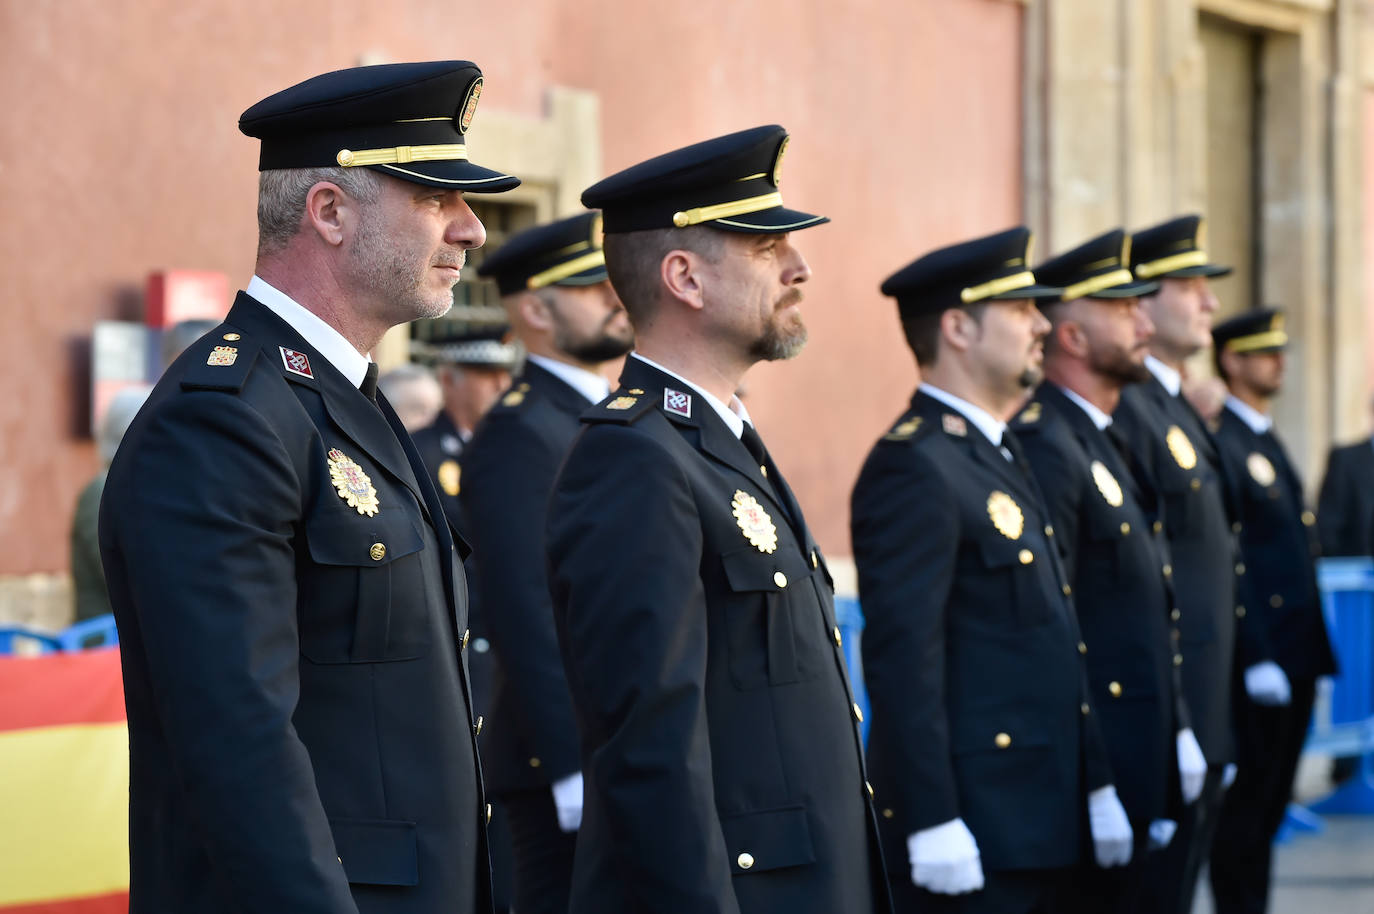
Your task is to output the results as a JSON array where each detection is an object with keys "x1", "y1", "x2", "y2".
[
  {"x1": 1207, "y1": 308, "x2": 1338, "y2": 914},
  {"x1": 1011, "y1": 229, "x2": 1208, "y2": 913},
  {"x1": 461, "y1": 211, "x2": 633, "y2": 914},
  {"x1": 1114, "y1": 214, "x2": 1240, "y2": 914},
  {"x1": 852, "y1": 227, "x2": 1131, "y2": 914},
  {"x1": 99, "y1": 61, "x2": 518, "y2": 913},
  {"x1": 546, "y1": 126, "x2": 888, "y2": 913}
]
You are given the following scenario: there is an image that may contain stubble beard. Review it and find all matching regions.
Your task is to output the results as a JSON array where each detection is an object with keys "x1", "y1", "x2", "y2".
[
  {"x1": 552, "y1": 308, "x2": 635, "y2": 365},
  {"x1": 1090, "y1": 341, "x2": 1151, "y2": 385},
  {"x1": 749, "y1": 291, "x2": 808, "y2": 362},
  {"x1": 350, "y1": 214, "x2": 458, "y2": 323}
]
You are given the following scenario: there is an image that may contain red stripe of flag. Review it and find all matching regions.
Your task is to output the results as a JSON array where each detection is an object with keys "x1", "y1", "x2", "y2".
[
  {"x1": 0, "y1": 649, "x2": 126, "y2": 731},
  {"x1": 0, "y1": 891, "x2": 129, "y2": 913}
]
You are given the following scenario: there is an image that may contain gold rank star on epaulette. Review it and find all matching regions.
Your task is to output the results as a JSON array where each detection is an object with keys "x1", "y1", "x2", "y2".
[
  {"x1": 883, "y1": 417, "x2": 923, "y2": 441},
  {"x1": 501, "y1": 382, "x2": 531, "y2": 407}
]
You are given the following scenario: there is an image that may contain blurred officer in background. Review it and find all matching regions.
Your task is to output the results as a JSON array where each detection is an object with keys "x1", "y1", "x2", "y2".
[
  {"x1": 1208, "y1": 308, "x2": 1337, "y2": 914},
  {"x1": 547, "y1": 126, "x2": 888, "y2": 913},
  {"x1": 853, "y1": 227, "x2": 1131, "y2": 914},
  {"x1": 377, "y1": 362, "x2": 443, "y2": 431},
  {"x1": 100, "y1": 61, "x2": 519, "y2": 913},
  {"x1": 461, "y1": 210, "x2": 632, "y2": 914},
  {"x1": 1012, "y1": 229, "x2": 1206, "y2": 913},
  {"x1": 1115, "y1": 214, "x2": 1240, "y2": 914},
  {"x1": 1317, "y1": 392, "x2": 1374, "y2": 558}
]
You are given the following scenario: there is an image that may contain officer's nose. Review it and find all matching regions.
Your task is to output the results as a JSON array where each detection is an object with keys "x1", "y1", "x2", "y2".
[
  {"x1": 781, "y1": 236, "x2": 811, "y2": 286},
  {"x1": 446, "y1": 196, "x2": 486, "y2": 251}
]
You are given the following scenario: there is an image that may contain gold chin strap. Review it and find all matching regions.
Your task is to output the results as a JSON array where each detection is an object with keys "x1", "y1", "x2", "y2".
[
  {"x1": 960, "y1": 271, "x2": 1036, "y2": 304},
  {"x1": 336, "y1": 144, "x2": 468, "y2": 167},
  {"x1": 527, "y1": 251, "x2": 607, "y2": 290},
  {"x1": 1134, "y1": 250, "x2": 1208, "y2": 279},
  {"x1": 1062, "y1": 268, "x2": 1136, "y2": 302},
  {"x1": 672, "y1": 192, "x2": 783, "y2": 228},
  {"x1": 1227, "y1": 331, "x2": 1289, "y2": 354}
]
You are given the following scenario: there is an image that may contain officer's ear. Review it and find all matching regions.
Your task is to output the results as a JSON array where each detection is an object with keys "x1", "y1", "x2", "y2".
[
  {"x1": 940, "y1": 305, "x2": 983, "y2": 354},
  {"x1": 300, "y1": 181, "x2": 353, "y2": 247},
  {"x1": 1054, "y1": 317, "x2": 1089, "y2": 360},
  {"x1": 516, "y1": 290, "x2": 556, "y2": 333},
  {"x1": 660, "y1": 249, "x2": 706, "y2": 313}
]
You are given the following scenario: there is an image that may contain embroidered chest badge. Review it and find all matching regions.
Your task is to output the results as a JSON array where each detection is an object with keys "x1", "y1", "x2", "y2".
[
  {"x1": 1246, "y1": 452, "x2": 1276, "y2": 486},
  {"x1": 663, "y1": 387, "x2": 693, "y2": 418},
  {"x1": 438, "y1": 458, "x2": 461, "y2": 496},
  {"x1": 1090, "y1": 460, "x2": 1124, "y2": 508},
  {"x1": 732, "y1": 490, "x2": 778, "y2": 554},
  {"x1": 987, "y1": 490, "x2": 1024, "y2": 540},
  {"x1": 1165, "y1": 425, "x2": 1198, "y2": 470},
  {"x1": 280, "y1": 347, "x2": 314, "y2": 379},
  {"x1": 327, "y1": 448, "x2": 380, "y2": 516}
]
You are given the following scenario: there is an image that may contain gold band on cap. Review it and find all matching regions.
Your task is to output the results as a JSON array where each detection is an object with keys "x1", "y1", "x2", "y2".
[
  {"x1": 336, "y1": 143, "x2": 468, "y2": 167},
  {"x1": 672, "y1": 192, "x2": 783, "y2": 228},
  {"x1": 1063, "y1": 268, "x2": 1136, "y2": 302},
  {"x1": 1226, "y1": 330, "x2": 1289, "y2": 353},
  {"x1": 960, "y1": 271, "x2": 1036, "y2": 304},
  {"x1": 526, "y1": 251, "x2": 607, "y2": 290},
  {"x1": 1135, "y1": 250, "x2": 1208, "y2": 279}
]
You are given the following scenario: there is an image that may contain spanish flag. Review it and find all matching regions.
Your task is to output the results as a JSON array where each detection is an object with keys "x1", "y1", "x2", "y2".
[{"x1": 0, "y1": 649, "x2": 128, "y2": 912}]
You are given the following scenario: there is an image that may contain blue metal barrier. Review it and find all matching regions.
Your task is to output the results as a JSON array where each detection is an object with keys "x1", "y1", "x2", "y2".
[
  {"x1": 0, "y1": 626, "x2": 62, "y2": 656},
  {"x1": 834, "y1": 595, "x2": 870, "y2": 745},
  {"x1": 58, "y1": 614, "x2": 119, "y2": 650},
  {"x1": 1307, "y1": 557, "x2": 1374, "y2": 815}
]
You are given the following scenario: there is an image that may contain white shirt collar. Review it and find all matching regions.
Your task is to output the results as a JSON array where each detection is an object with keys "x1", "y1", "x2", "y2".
[
  {"x1": 919, "y1": 383, "x2": 1006, "y2": 447},
  {"x1": 247, "y1": 276, "x2": 371, "y2": 388},
  {"x1": 1057, "y1": 385, "x2": 1113, "y2": 431},
  {"x1": 526, "y1": 354, "x2": 611, "y2": 405},
  {"x1": 1145, "y1": 355, "x2": 1182, "y2": 397},
  {"x1": 630, "y1": 352, "x2": 752, "y2": 438},
  {"x1": 1224, "y1": 395, "x2": 1273, "y2": 434}
]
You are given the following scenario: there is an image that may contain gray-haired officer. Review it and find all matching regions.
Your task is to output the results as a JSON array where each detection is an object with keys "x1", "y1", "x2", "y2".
[
  {"x1": 100, "y1": 62, "x2": 518, "y2": 914},
  {"x1": 546, "y1": 126, "x2": 888, "y2": 913},
  {"x1": 1011, "y1": 229, "x2": 1208, "y2": 913},
  {"x1": 853, "y1": 228, "x2": 1131, "y2": 914},
  {"x1": 1207, "y1": 308, "x2": 1337, "y2": 914},
  {"x1": 1115, "y1": 214, "x2": 1240, "y2": 914},
  {"x1": 461, "y1": 211, "x2": 633, "y2": 914}
]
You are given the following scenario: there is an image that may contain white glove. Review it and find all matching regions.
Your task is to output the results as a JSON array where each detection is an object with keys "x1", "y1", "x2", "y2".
[
  {"x1": 1148, "y1": 819, "x2": 1177, "y2": 851},
  {"x1": 1088, "y1": 785, "x2": 1133, "y2": 868},
  {"x1": 1176, "y1": 728, "x2": 1207, "y2": 804},
  {"x1": 908, "y1": 818, "x2": 985, "y2": 895},
  {"x1": 551, "y1": 771, "x2": 583, "y2": 833},
  {"x1": 1245, "y1": 661, "x2": 1292, "y2": 706},
  {"x1": 1222, "y1": 763, "x2": 1238, "y2": 789}
]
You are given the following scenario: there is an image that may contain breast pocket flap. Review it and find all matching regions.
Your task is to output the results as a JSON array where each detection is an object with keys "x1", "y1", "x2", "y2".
[{"x1": 720, "y1": 805, "x2": 816, "y2": 875}]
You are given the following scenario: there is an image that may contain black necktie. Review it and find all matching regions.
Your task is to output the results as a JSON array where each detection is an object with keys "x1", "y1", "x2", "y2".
[
  {"x1": 740, "y1": 423, "x2": 800, "y2": 532},
  {"x1": 360, "y1": 362, "x2": 379, "y2": 403}
]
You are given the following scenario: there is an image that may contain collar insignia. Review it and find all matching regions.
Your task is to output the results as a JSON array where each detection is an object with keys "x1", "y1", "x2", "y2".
[
  {"x1": 280, "y1": 347, "x2": 313, "y2": 379},
  {"x1": 663, "y1": 387, "x2": 693, "y2": 418}
]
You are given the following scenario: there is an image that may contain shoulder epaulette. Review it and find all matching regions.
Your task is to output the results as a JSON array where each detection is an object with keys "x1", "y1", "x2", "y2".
[
  {"x1": 582, "y1": 388, "x2": 658, "y2": 425},
  {"x1": 882, "y1": 414, "x2": 926, "y2": 442},
  {"x1": 180, "y1": 328, "x2": 256, "y2": 393},
  {"x1": 495, "y1": 381, "x2": 533, "y2": 411},
  {"x1": 1010, "y1": 399, "x2": 1045, "y2": 434}
]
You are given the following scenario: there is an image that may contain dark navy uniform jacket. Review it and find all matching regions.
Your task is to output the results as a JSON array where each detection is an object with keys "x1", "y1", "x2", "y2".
[
  {"x1": 460, "y1": 360, "x2": 586, "y2": 795},
  {"x1": 1114, "y1": 374, "x2": 1239, "y2": 767},
  {"x1": 852, "y1": 389, "x2": 1112, "y2": 875},
  {"x1": 547, "y1": 357, "x2": 888, "y2": 914},
  {"x1": 1213, "y1": 406, "x2": 1337, "y2": 681},
  {"x1": 1316, "y1": 438, "x2": 1374, "y2": 557},
  {"x1": 100, "y1": 292, "x2": 490, "y2": 914},
  {"x1": 1013, "y1": 383, "x2": 1188, "y2": 828}
]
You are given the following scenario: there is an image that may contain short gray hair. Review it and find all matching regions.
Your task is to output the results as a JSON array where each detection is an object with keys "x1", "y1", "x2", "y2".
[
  {"x1": 602, "y1": 225, "x2": 725, "y2": 325},
  {"x1": 257, "y1": 167, "x2": 382, "y2": 256}
]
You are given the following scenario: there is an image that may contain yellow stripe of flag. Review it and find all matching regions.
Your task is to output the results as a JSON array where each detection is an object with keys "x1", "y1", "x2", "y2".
[{"x1": 0, "y1": 723, "x2": 129, "y2": 906}]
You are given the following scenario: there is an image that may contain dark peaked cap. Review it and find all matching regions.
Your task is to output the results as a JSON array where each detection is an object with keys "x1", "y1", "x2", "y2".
[
  {"x1": 1035, "y1": 229, "x2": 1159, "y2": 301},
  {"x1": 1130, "y1": 214, "x2": 1232, "y2": 280},
  {"x1": 239, "y1": 60, "x2": 520, "y2": 192},
  {"x1": 477, "y1": 211, "x2": 609, "y2": 296},
  {"x1": 581, "y1": 125, "x2": 827, "y2": 234},
  {"x1": 880, "y1": 227, "x2": 1062, "y2": 319},
  {"x1": 1213, "y1": 307, "x2": 1288, "y2": 355}
]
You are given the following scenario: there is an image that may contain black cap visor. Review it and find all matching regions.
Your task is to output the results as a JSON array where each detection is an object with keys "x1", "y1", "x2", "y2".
[
  {"x1": 988, "y1": 282, "x2": 1063, "y2": 301},
  {"x1": 1158, "y1": 262, "x2": 1232, "y2": 279},
  {"x1": 706, "y1": 205, "x2": 829, "y2": 234},
  {"x1": 367, "y1": 159, "x2": 520, "y2": 192},
  {"x1": 552, "y1": 264, "x2": 611, "y2": 287}
]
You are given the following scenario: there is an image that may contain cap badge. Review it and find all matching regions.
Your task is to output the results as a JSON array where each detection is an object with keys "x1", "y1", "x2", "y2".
[
  {"x1": 207, "y1": 346, "x2": 237, "y2": 367},
  {"x1": 606, "y1": 396, "x2": 639, "y2": 410},
  {"x1": 1091, "y1": 461, "x2": 1124, "y2": 508},
  {"x1": 280, "y1": 347, "x2": 314, "y2": 379},
  {"x1": 438, "y1": 459, "x2": 461, "y2": 496},
  {"x1": 771, "y1": 135, "x2": 789, "y2": 187},
  {"x1": 987, "y1": 491, "x2": 1024, "y2": 540},
  {"x1": 732, "y1": 490, "x2": 778, "y2": 554},
  {"x1": 663, "y1": 388, "x2": 693, "y2": 418},
  {"x1": 942, "y1": 414, "x2": 967, "y2": 437},
  {"x1": 1165, "y1": 425, "x2": 1198, "y2": 470},
  {"x1": 459, "y1": 77, "x2": 482, "y2": 133},
  {"x1": 327, "y1": 448, "x2": 380, "y2": 516},
  {"x1": 1246, "y1": 452, "x2": 1277, "y2": 487}
]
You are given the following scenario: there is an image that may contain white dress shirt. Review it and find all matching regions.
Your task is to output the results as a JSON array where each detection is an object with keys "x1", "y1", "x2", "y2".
[
  {"x1": 1223, "y1": 395, "x2": 1273, "y2": 434},
  {"x1": 1058, "y1": 385, "x2": 1114, "y2": 431},
  {"x1": 1145, "y1": 355, "x2": 1182, "y2": 397},
  {"x1": 919, "y1": 383, "x2": 1008, "y2": 448},
  {"x1": 247, "y1": 275, "x2": 371, "y2": 387},
  {"x1": 630, "y1": 352, "x2": 753, "y2": 439},
  {"x1": 527, "y1": 354, "x2": 611, "y2": 405}
]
